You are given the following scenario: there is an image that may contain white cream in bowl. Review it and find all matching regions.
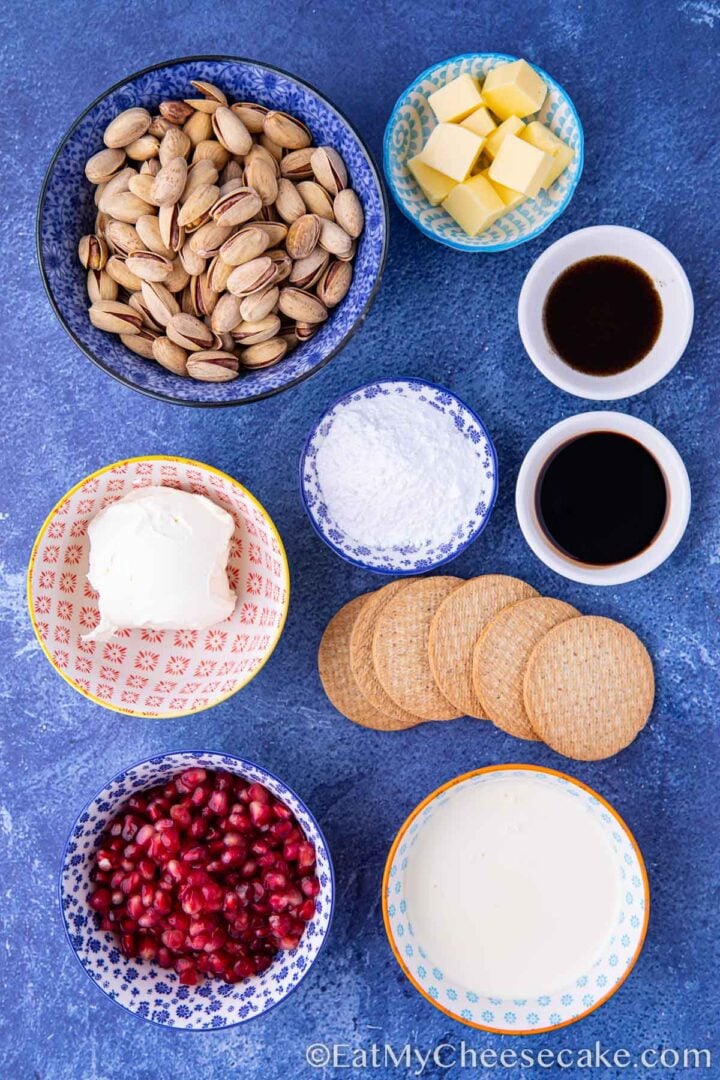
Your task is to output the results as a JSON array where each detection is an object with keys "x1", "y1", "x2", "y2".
[{"x1": 403, "y1": 771, "x2": 621, "y2": 1000}]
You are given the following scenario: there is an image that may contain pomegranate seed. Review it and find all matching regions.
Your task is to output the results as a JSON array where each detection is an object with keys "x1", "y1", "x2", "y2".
[
  {"x1": 166, "y1": 911, "x2": 190, "y2": 932},
  {"x1": 263, "y1": 871, "x2": 288, "y2": 891},
  {"x1": 208, "y1": 789, "x2": 229, "y2": 816},
  {"x1": 147, "y1": 800, "x2": 169, "y2": 822},
  {"x1": 272, "y1": 801, "x2": 293, "y2": 821},
  {"x1": 182, "y1": 845, "x2": 208, "y2": 864},
  {"x1": 284, "y1": 887, "x2": 303, "y2": 907},
  {"x1": 121, "y1": 814, "x2": 141, "y2": 841},
  {"x1": 154, "y1": 890, "x2": 172, "y2": 915},
  {"x1": 269, "y1": 913, "x2": 292, "y2": 937},
  {"x1": 180, "y1": 887, "x2": 205, "y2": 915},
  {"x1": 96, "y1": 849, "x2": 116, "y2": 872},
  {"x1": 249, "y1": 801, "x2": 272, "y2": 828},
  {"x1": 111, "y1": 890, "x2": 124, "y2": 906},
  {"x1": 99, "y1": 916, "x2": 114, "y2": 932},
  {"x1": 251, "y1": 838, "x2": 270, "y2": 856},
  {"x1": 187, "y1": 869, "x2": 210, "y2": 887},
  {"x1": 161, "y1": 929, "x2": 185, "y2": 951},
  {"x1": 268, "y1": 820, "x2": 293, "y2": 841},
  {"x1": 170, "y1": 803, "x2": 192, "y2": 829},
  {"x1": 180, "y1": 768, "x2": 207, "y2": 789},
  {"x1": 278, "y1": 935, "x2": 301, "y2": 951},
  {"x1": 127, "y1": 794, "x2": 147, "y2": 813},
  {"x1": 159, "y1": 827, "x2": 180, "y2": 853},
  {"x1": 157, "y1": 947, "x2": 173, "y2": 968},
  {"x1": 141, "y1": 883, "x2": 155, "y2": 907},
  {"x1": 138, "y1": 935, "x2": 157, "y2": 961},
  {"x1": 220, "y1": 849, "x2": 245, "y2": 868},
  {"x1": 188, "y1": 818, "x2": 208, "y2": 839},
  {"x1": 135, "y1": 823, "x2": 155, "y2": 847},
  {"x1": 298, "y1": 899, "x2": 316, "y2": 921},
  {"x1": 191, "y1": 785, "x2": 210, "y2": 807},
  {"x1": 254, "y1": 953, "x2": 274, "y2": 974},
  {"x1": 226, "y1": 810, "x2": 251, "y2": 832},
  {"x1": 127, "y1": 894, "x2": 145, "y2": 920},
  {"x1": 301, "y1": 875, "x2": 320, "y2": 897},
  {"x1": 257, "y1": 852, "x2": 280, "y2": 869},
  {"x1": 138, "y1": 908, "x2": 164, "y2": 929},
  {"x1": 178, "y1": 966, "x2": 199, "y2": 986},
  {"x1": 109, "y1": 819, "x2": 123, "y2": 837},
  {"x1": 166, "y1": 859, "x2": 186, "y2": 881},
  {"x1": 248, "y1": 783, "x2": 270, "y2": 804},
  {"x1": 139, "y1": 858, "x2": 156, "y2": 881},
  {"x1": 283, "y1": 841, "x2": 300, "y2": 861},
  {"x1": 88, "y1": 887, "x2": 112, "y2": 912},
  {"x1": 121, "y1": 933, "x2": 136, "y2": 955},
  {"x1": 297, "y1": 842, "x2": 316, "y2": 869},
  {"x1": 120, "y1": 872, "x2": 142, "y2": 896}
]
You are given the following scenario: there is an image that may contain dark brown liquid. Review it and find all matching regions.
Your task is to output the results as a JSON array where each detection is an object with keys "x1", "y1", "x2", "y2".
[
  {"x1": 543, "y1": 256, "x2": 663, "y2": 375},
  {"x1": 536, "y1": 432, "x2": 668, "y2": 566}
]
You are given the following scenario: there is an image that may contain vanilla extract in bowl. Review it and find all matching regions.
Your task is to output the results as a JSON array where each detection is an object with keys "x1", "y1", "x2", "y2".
[
  {"x1": 543, "y1": 256, "x2": 663, "y2": 375},
  {"x1": 536, "y1": 431, "x2": 668, "y2": 567}
]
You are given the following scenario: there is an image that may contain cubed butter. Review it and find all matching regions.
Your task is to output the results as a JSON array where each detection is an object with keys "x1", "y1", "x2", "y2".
[
  {"x1": 520, "y1": 121, "x2": 574, "y2": 187},
  {"x1": 484, "y1": 115, "x2": 526, "y2": 160},
  {"x1": 427, "y1": 73, "x2": 484, "y2": 123},
  {"x1": 481, "y1": 59, "x2": 547, "y2": 120},
  {"x1": 460, "y1": 106, "x2": 497, "y2": 138},
  {"x1": 488, "y1": 133, "x2": 553, "y2": 197},
  {"x1": 420, "y1": 123, "x2": 485, "y2": 183},
  {"x1": 479, "y1": 168, "x2": 525, "y2": 212},
  {"x1": 442, "y1": 173, "x2": 505, "y2": 236},
  {"x1": 407, "y1": 154, "x2": 456, "y2": 206}
]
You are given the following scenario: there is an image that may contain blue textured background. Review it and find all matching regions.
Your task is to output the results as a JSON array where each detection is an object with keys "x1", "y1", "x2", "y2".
[{"x1": 1, "y1": 1, "x2": 718, "y2": 1077}]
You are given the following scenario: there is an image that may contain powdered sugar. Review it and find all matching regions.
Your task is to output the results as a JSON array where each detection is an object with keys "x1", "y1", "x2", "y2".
[{"x1": 314, "y1": 391, "x2": 488, "y2": 548}]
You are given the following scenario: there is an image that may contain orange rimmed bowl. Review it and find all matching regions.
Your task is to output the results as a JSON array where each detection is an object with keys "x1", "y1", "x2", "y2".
[
  {"x1": 382, "y1": 764, "x2": 649, "y2": 1035},
  {"x1": 27, "y1": 455, "x2": 289, "y2": 718}
]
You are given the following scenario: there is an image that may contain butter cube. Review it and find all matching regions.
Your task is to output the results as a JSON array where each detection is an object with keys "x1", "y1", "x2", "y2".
[
  {"x1": 420, "y1": 123, "x2": 485, "y2": 183},
  {"x1": 489, "y1": 133, "x2": 553, "y2": 197},
  {"x1": 442, "y1": 173, "x2": 505, "y2": 236},
  {"x1": 484, "y1": 115, "x2": 526, "y2": 161},
  {"x1": 481, "y1": 59, "x2": 547, "y2": 120},
  {"x1": 520, "y1": 121, "x2": 574, "y2": 187},
  {"x1": 460, "y1": 106, "x2": 498, "y2": 138},
  {"x1": 479, "y1": 168, "x2": 525, "y2": 212},
  {"x1": 407, "y1": 154, "x2": 456, "y2": 206},
  {"x1": 428, "y1": 73, "x2": 484, "y2": 123}
]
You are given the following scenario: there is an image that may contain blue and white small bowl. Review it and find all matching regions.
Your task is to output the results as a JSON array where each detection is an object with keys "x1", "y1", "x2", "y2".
[
  {"x1": 38, "y1": 56, "x2": 388, "y2": 406},
  {"x1": 59, "y1": 750, "x2": 334, "y2": 1029},
  {"x1": 383, "y1": 765, "x2": 649, "y2": 1035},
  {"x1": 384, "y1": 53, "x2": 584, "y2": 253},
  {"x1": 299, "y1": 379, "x2": 498, "y2": 574}
]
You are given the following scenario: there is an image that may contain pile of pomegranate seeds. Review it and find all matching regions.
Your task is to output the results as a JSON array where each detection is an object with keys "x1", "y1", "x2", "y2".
[{"x1": 87, "y1": 768, "x2": 320, "y2": 986}]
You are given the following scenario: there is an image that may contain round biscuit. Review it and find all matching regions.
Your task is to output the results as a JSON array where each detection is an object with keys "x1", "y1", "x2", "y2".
[
  {"x1": 524, "y1": 615, "x2": 655, "y2": 760},
  {"x1": 318, "y1": 595, "x2": 410, "y2": 730},
  {"x1": 428, "y1": 575, "x2": 539, "y2": 718},
  {"x1": 372, "y1": 577, "x2": 464, "y2": 721},
  {"x1": 350, "y1": 580, "x2": 423, "y2": 728},
  {"x1": 472, "y1": 597, "x2": 580, "y2": 740}
]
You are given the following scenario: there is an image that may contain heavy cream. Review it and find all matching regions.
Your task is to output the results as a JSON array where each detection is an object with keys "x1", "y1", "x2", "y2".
[
  {"x1": 404, "y1": 772, "x2": 620, "y2": 999},
  {"x1": 85, "y1": 485, "x2": 236, "y2": 641}
]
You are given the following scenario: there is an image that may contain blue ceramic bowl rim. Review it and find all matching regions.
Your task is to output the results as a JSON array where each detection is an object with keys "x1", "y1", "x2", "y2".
[
  {"x1": 298, "y1": 377, "x2": 499, "y2": 575},
  {"x1": 383, "y1": 52, "x2": 585, "y2": 254},
  {"x1": 37, "y1": 54, "x2": 390, "y2": 408},
  {"x1": 58, "y1": 748, "x2": 336, "y2": 1030}
]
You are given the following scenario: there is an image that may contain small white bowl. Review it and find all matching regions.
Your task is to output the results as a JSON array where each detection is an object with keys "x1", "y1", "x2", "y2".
[
  {"x1": 516, "y1": 411, "x2": 691, "y2": 585},
  {"x1": 518, "y1": 226, "x2": 694, "y2": 400}
]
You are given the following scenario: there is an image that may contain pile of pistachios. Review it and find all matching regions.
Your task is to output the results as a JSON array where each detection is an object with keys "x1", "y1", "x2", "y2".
[{"x1": 78, "y1": 80, "x2": 364, "y2": 382}]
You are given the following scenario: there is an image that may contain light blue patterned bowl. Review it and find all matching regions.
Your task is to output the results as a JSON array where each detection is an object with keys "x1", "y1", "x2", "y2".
[
  {"x1": 383, "y1": 766, "x2": 649, "y2": 1034},
  {"x1": 299, "y1": 378, "x2": 498, "y2": 574},
  {"x1": 384, "y1": 53, "x2": 584, "y2": 253},
  {"x1": 38, "y1": 56, "x2": 388, "y2": 406},
  {"x1": 60, "y1": 750, "x2": 335, "y2": 1029}
]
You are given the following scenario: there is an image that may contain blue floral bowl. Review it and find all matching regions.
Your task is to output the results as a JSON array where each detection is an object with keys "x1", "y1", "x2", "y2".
[
  {"x1": 384, "y1": 53, "x2": 584, "y2": 253},
  {"x1": 59, "y1": 750, "x2": 335, "y2": 1029},
  {"x1": 38, "y1": 56, "x2": 388, "y2": 406},
  {"x1": 299, "y1": 379, "x2": 498, "y2": 574}
]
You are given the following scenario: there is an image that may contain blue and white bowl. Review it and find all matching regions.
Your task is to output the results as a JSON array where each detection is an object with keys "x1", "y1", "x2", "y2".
[
  {"x1": 299, "y1": 378, "x2": 498, "y2": 574},
  {"x1": 38, "y1": 56, "x2": 388, "y2": 406},
  {"x1": 383, "y1": 765, "x2": 649, "y2": 1034},
  {"x1": 384, "y1": 53, "x2": 584, "y2": 253},
  {"x1": 59, "y1": 750, "x2": 335, "y2": 1029}
]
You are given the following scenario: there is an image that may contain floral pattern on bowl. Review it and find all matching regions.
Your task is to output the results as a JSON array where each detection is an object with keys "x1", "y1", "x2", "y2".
[
  {"x1": 384, "y1": 53, "x2": 584, "y2": 253},
  {"x1": 383, "y1": 766, "x2": 649, "y2": 1034},
  {"x1": 38, "y1": 56, "x2": 388, "y2": 405},
  {"x1": 60, "y1": 750, "x2": 334, "y2": 1029},
  {"x1": 299, "y1": 379, "x2": 498, "y2": 574},
  {"x1": 27, "y1": 456, "x2": 289, "y2": 718}
]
